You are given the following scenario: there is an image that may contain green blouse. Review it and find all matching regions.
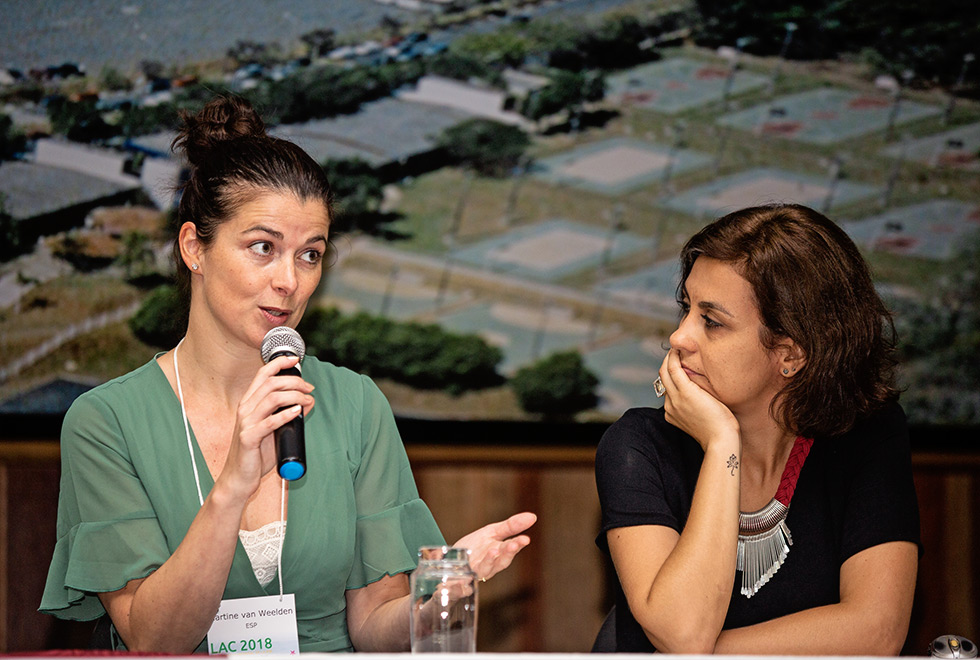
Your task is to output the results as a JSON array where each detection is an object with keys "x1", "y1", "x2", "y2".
[{"x1": 39, "y1": 356, "x2": 445, "y2": 652}]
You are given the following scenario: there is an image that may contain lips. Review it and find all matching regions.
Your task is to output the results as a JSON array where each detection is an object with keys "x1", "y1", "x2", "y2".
[
  {"x1": 260, "y1": 306, "x2": 291, "y2": 324},
  {"x1": 681, "y1": 364, "x2": 704, "y2": 379}
]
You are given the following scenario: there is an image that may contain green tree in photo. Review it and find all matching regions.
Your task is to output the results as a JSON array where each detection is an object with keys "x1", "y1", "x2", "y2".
[
  {"x1": 321, "y1": 158, "x2": 385, "y2": 235},
  {"x1": 46, "y1": 96, "x2": 118, "y2": 143},
  {"x1": 520, "y1": 70, "x2": 605, "y2": 124},
  {"x1": 116, "y1": 230, "x2": 156, "y2": 281},
  {"x1": 116, "y1": 102, "x2": 181, "y2": 139},
  {"x1": 298, "y1": 308, "x2": 503, "y2": 393},
  {"x1": 227, "y1": 40, "x2": 279, "y2": 68},
  {"x1": 691, "y1": 0, "x2": 980, "y2": 86},
  {"x1": 451, "y1": 31, "x2": 532, "y2": 69},
  {"x1": 0, "y1": 192, "x2": 30, "y2": 263},
  {"x1": 129, "y1": 284, "x2": 187, "y2": 349},
  {"x1": 300, "y1": 28, "x2": 336, "y2": 59},
  {"x1": 99, "y1": 66, "x2": 133, "y2": 92},
  {"x1": 511, "y1": 350, "x2": 599, "y2": 417},
  {"x1": 893, "y1": 231, "x2": 980, "y2": 424},
  {"x1": 577, "y1": 14, "x2": 653, "y2": 70},
  {"x1": 251, "y1": 61, "x2": 424, "y2": 125},
  {"x1": 437, "y1": 119, "x2": 530, "y2": 177},
  {"x1": 1, "y1": 113, "x2": 27, "y2": 160},
  {"x1": 427, "y1": 52, "x2": 497, "y2": 85}
]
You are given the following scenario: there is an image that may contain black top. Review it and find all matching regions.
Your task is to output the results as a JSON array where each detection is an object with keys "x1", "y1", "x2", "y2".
[{"x1": 594, "y1": 401, "x2": 921, "y2": 652}]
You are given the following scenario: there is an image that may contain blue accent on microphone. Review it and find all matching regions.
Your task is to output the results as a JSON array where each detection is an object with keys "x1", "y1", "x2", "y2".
[{"x1": 279, "y1": 460, "x2": 306, "y2": 481}]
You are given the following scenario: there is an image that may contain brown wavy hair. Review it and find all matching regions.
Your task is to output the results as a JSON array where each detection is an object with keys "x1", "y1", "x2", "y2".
[
  {"x1": 170, "y1": 95, "x2": 333, "y2": 299},
  {"x1": 678, "y1": 204, "x2": 899, "y2": 438}
]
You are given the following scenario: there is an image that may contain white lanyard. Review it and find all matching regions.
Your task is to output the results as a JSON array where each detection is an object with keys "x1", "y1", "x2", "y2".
[{"x1": 173, "y1": 340, "x2": 287, "y2": 599}]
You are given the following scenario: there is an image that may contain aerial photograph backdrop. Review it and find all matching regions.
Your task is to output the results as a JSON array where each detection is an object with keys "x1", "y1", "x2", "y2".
[
  {"x1": 2, "y1": 0, "x2": 980, "y2": 654},
  {"x1": 1, "y1": 0, "x2": 978, "y2": 425}
]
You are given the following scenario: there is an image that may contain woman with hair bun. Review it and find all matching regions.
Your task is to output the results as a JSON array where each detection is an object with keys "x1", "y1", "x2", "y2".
[
  {"x1": 595, "y1": 204, "x2": 920, "y2": 654},
  {"x1": 40, "y1": 95, "x2": 535, "y2": 653}
]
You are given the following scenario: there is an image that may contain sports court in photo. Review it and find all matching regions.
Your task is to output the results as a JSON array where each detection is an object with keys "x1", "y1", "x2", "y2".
[
  {"x1": 880, "y1": 122, "x2": 980, "y2": 170},
  {"x1": 842, "y1": 200, "x2": 980, "y2": 261},
  {"x1": 533, "y1": 137, "x2": 713, "y2": 195},
  {"x1": 584, "y1": 337, "x2": 666, "y2": 414},
  {"x1": 661, "y1": 167, "x2": 879, "y2": 218},
  {"x1": 314, "y1": 264, "x2": 465, "y2": 319},
  {"x1": 596, "y1": 260, "x2": 681, "y2": 319},
  {"x1": 451, "y1": 218, "x2": 649, "y2": 282},
  {"x1": 435, "y1": 302, "x2": 614, "y2": 375},
  {"x1": 607, "y1": 57, "x2": 770, "y2": 114},
  {"x1": 717, "y1": 87, "x2": 942, "y2": 145}
]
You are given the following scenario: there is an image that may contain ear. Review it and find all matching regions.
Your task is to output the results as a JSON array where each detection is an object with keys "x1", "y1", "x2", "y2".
[
  {"x1": 178, "y1": 222, "x2": 202, "y2": 272},
  {"x1": 776, "y1": 339, "x2": 806, "y2": 378}
]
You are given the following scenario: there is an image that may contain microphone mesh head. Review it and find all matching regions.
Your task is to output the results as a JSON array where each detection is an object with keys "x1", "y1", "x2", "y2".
[{"x1": 261, "y1": 326, "x2": 306, "y2": 363}]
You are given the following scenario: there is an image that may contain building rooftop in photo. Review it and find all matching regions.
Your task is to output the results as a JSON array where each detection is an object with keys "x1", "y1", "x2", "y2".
[
  {"x1": 0, "y1": 160, "x2": 140, "y2": 220},
  {"x1": 128, "y1": 98, "x2": 471, "y2": 170},
  {"x1": 271, "y1": 97, "x2": 471, "y2": 167},
  {"x1": 397, "y1": 75, "x2": 532, "y2": 129},
  {"x1": 0, "y1": 376, "x2": 99, "y2": 415}
]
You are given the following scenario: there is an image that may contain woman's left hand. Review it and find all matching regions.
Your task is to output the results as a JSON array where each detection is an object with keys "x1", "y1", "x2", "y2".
[
  {"x1": 452, "y1": 512, "x2": 537, "y2": 582},
  {"x1": 659, "y1": 349, "x2": 739, "y2": 451}
]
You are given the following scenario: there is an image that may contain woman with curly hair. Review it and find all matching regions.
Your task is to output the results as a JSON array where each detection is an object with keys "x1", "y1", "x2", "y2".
[{"x1": 595, "y1": 204, "x2": 919, "y2": 654}]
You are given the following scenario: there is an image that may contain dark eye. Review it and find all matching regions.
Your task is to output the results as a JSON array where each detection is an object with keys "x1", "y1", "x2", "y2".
[
  {"x1": 300, "y1": 249, "x2": 322, "y2": 265},
  {"x1": 677, "y1": 300, "x2": 690, "y2": 318},
  {"x1": 701, "y1": 314, "x2": 722, "y2": 329},
  {"x1": 249, "y1": 241, "x2": 273, "y2": 256}
]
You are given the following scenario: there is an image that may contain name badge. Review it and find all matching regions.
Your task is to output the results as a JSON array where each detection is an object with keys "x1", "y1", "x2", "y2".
[{"x1": 208, "y1": 594, "x2": 300, "y2": 655}]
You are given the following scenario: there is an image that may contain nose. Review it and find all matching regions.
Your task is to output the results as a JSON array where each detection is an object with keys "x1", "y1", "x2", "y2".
[
  {"x1": 668, "y1": 313, "x2": 697, "y2": 355},
  {"x1": 273, "y1": 257, "x2": 298, "y2": 297}
]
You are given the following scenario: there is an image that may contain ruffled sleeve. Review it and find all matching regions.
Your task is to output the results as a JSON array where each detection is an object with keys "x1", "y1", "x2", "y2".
[
  {"x1": 39, "y1": 388, "x2": 171, "y2": 620},
  {"x1": 346, "y1": 375, "x2": 444, "y2": 589}
]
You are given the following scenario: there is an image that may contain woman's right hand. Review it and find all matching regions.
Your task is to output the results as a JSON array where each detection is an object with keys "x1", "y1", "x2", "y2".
[
  {"x1": 218, "y1": 354, "x2": 315, "y2": 500},
  {"x1": 98, "y1": 353, "x2": 314, "y2": 653},
  {"x1": 658, "y1": 349, "x2": 739, "y2": 451}
]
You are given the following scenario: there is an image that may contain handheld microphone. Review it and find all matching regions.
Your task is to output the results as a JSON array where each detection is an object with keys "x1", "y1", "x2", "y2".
[{"x1": 260, "y1": 326, "x2": 307, "y2": 481}]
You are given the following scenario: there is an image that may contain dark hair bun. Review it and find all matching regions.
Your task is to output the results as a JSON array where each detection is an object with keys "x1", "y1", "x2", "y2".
[{"x1": 173, "y1": 95, "x2": 267, "y2": 167}]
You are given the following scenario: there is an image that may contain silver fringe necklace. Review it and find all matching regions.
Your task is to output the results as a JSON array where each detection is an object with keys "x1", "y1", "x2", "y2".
[{"x1": 736, "y1": 435, "x2": 813, "y2": 598}]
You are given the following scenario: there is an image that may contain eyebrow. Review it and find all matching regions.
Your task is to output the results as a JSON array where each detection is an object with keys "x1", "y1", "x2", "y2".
[
  {"x1": 244, "y1": 224, "x2": 327, "y2": 246},
  {"x1": 698, "y1": 300, "x2": 735, "y2": 318}
]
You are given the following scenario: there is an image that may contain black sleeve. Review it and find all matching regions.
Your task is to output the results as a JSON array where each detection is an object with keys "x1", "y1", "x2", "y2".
[
  {"x1": 839, "y1": 402, "x2": 921, "y2": 563},
  {"x1": 595, "y1": 408, "x2": 694, "y2": 554}
]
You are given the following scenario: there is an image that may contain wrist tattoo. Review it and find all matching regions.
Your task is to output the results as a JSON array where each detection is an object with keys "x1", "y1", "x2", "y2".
[{"x1": 727, "y1": 454, "x2": 739, "y2": 476}]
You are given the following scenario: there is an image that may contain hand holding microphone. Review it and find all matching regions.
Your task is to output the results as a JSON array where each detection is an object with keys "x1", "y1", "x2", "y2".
[{"x1": 261, "y1": 327, "x2": 308, "y2": 481}]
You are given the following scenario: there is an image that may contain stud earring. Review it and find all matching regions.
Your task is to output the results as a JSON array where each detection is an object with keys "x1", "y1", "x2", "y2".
[
  {"x1": 782, "y1": 368, "x2": 790, "y2": 375},
  {"x1": 191, "y1": 263, "x2": 199, "y2": 271}
]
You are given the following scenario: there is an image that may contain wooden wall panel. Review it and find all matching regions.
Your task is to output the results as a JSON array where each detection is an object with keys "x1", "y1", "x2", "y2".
[
  {"x1": 408, "y1": 448, "x2": 607, "y2": 653},
  {"x1": 411, "y1": 464, "x2": 544, "y2": 652},
  {"x1": 907, "y1": 459, "x2": 979, "y2": 654},
  {"x1": 941, "y1": 475, "x2": 975, "y2": 637},
  {"x1": 0, "y1": 449, "x2": 90, "y2": 652},
  {"x1": 3, "y1": 437, "x2": 979, "y2": 654},
  {"x1": 536, "y1": 468, "x2": 606, "y2": 652}
]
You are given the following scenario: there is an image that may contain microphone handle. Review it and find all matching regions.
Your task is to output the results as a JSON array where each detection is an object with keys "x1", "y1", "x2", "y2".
[{"x1": 274, "y1": 364, "x2": 306, "y2": 480}]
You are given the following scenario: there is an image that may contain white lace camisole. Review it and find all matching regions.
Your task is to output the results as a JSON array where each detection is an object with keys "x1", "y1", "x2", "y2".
[{"x1": 239, "y1": 520, "x2": 286, "y2": 587}]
